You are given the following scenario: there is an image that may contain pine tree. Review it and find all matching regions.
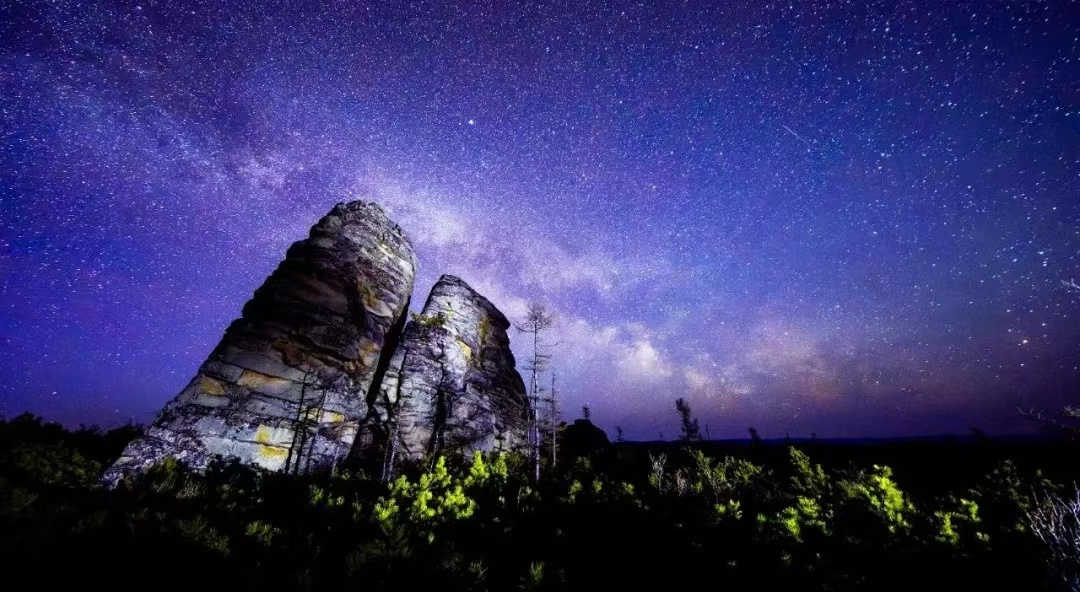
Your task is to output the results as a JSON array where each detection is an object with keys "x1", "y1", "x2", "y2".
[{"x1": 675, "y1": 397, "x2": 700, "y2": 442}]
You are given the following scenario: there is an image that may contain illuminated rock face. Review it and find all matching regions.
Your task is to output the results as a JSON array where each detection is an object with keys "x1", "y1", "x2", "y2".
[
  {"x1": 370, "y1": 275, "x2": 529, "y2": 461},
  {"x1": 103, "y1": 201, "x2": 417, "y2": 483}
]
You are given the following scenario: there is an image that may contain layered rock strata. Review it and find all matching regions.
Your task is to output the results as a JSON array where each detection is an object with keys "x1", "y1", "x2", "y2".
[
  {"x1": 371, "y1": 275, "x2": 529, "y2": 460},
  {"x1": 104, "y1": 201, "x2": 417, "y2": 482}
]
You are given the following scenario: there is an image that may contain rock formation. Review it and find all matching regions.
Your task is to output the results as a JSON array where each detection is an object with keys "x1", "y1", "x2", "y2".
[
  {"x1": 370, "y1": 275, "x2": 529, "y2": 462},
  {"x1": 104, "y1": 201, "x2": 532, "y2": 484},
  {"x1": 104, "y1": 201, "x2": 417, "y2": 482}
]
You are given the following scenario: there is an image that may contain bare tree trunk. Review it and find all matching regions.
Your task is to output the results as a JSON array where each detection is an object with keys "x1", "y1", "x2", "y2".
[
  {"x1": 550, "y1": 372, "x2": 558, "y2": 470},
  {"x1": 531, "y1": 328, "x2": 540, "y2": 482},
  {"x1": 517, "y1": 302, "x2": 555, "y2": 483},
  {"x1": 382, "y1": 337, "x2": 415, "y2": 483},
  {"x1": 302, "y1": 382, "x2": 330, "y2": 474},
  {"x1": 286, "y1": 367, "x2": 315, "y2": 474},
  {"x1": 382, "y1": 419, "x2": 397, "y2": 483}
]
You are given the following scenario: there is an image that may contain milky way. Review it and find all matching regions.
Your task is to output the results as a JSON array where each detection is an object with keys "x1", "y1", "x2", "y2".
[{"x1": 2, "y1": 0, "x2": 1078, "y2": 439}]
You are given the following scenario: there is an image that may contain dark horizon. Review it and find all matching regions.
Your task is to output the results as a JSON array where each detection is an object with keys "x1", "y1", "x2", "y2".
[
  {"x1": 0, "y1": 406, "x2": 1057, "y2": 445},
  {"x1": 2, "y1": 0, "x2": 1078, "y2": 440}
]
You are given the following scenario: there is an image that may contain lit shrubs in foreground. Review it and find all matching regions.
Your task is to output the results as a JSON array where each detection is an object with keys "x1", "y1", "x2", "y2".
[
  {"x1": 1, "y1": 415, "x2": 1064, "y2": 591},
  {"x1": 838, "y1": 465, "x2": 915, "y2": 535},
  {"x1": 373, "y1": 452, "x2": 514, "y2": 541}
]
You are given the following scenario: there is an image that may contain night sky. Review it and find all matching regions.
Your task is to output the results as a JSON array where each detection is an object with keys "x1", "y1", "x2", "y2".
[{"x1": 2, "y1": 0, "x2": 1078, "y2": 440}]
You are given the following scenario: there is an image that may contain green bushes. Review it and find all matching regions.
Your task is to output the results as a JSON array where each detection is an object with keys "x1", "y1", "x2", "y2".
[
  {"x1": 0, "y1": 415, "x2": 1071, "y2": 591},
  {"x1": 375, "y1": 456, "x2": 478, "y2": 538},
  {"x1": 837, "y1": 464, "x2": 915, "y2": 535}
]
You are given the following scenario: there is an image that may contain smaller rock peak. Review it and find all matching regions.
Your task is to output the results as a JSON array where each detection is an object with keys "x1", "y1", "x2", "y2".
[
  {"x1": 334, "y1": 199, "x2": 383, "y2": 215},
  {"x1": 373, "y1": 272, "x2": 529, "y2": 461},
  {"x1": 425, "y1": 275, "x2": 511, "y2": 331},
  {"x1": 428, "y1": 274, "x2": 477, "y2": 300},
  {"x1": 435, "y1": 274, "x2": 468, "y2": 287}
]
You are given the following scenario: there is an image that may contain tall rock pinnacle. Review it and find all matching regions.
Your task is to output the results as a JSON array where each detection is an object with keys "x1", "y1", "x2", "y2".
[
  {"x1": 371, "y1": 275, "x2": 529, "y2": 462},
  {"x1": 104, "y1": 201, "x2": 417, "y2": 482}
]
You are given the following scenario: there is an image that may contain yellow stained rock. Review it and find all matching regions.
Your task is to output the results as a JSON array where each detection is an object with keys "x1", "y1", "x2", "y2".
[
  {"x1": 478, "y1": 316, "x2": 490, "y2": 346},
  {"x1": 456, "y1": 339, "x2": 473, "y2": 361},
  {"x1": 254, "y1": 425, "x2": 275, "y2": 444},
  {"x1": 255, "y1": 425, "x2": 289, "y2": 459},
  {"x1": 237, "y1": 369, "x2": 293, "y2": 393},
  {"x1": 359, "y1": 340, "x2": 380, "y2": 355},
  {"x1": 197, "y1": 376, "x2": 226, "y2": 396},
  {"x1": 323, "y1": 411, "x2": 345, "y2": 423},
  {"x1": 301, "y1": 407, "x2": 345, "y2": 424},
  {"x1": 258, "y1": 444, "x2": 288, "y2": 459}
]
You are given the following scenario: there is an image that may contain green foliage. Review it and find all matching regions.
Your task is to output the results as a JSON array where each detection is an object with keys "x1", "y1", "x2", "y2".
[
  {"x1": 176, "y1": 514, "x2": 231, "y2": 556},
  {"x1": 0, "y1": 416, "x2": 1071, "y2": 591},
  {"x1": 838, "y1": 464, "x2": 914, "y2": 534},
  {"x1": 412, "y1": 312, "x2": 448, "y2": 335},
  {"x1": 566, "y1": 480, "x2": 582, "y2": 503},
  {"x1": 934, "y1": 497, "x2": 988, "y2": 547},
  {"x1": 245, "y1": 520, "x2": 282, "y2": 547},
  {"x1": 675, "y1": 398, "x2": 700, "y2": 441},
  {"x1": 2, "y1": 441, "x2": 101, "y2": 487},
  {"x1": 374, "y1": 456, "x2": 477, "y2": 541},
  {"x1": 309, "y1": 483, "x2": 346, "y2": 508},
  {"x1": 755, "y1": 449, "x2": 832, "y2": 542},
  {"x1": 975, "y1": 459, "x2": 1051, "y2": 535},
  {"x1": 714, "y1": 498, "x2": 742, "y2": 521},
  {"x1": 141, "y1": 455, "x2": 189, "y2": 493},
  {"x1": 647, "y1": 452, "x2": 667, "y2": 490},
  {"x1": 463, "y1": 449, "x2": 509, "y2": 489},
  {"x1": 769, "y1": 495, "x2": 831, "y2": 542},
  {"x1": 789, "y1": 447, "x2": 829, "y2": 497}
]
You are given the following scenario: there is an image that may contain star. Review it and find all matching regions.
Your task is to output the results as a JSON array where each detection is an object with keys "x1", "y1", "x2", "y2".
[{"x1": 1, "y1": 0, "x2": 1077, "y2": 439}]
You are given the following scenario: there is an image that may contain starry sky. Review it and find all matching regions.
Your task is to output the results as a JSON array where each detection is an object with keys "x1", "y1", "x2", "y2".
[{"x1": 2, "y1": 0, "x2": 1079, "y2": 440}]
